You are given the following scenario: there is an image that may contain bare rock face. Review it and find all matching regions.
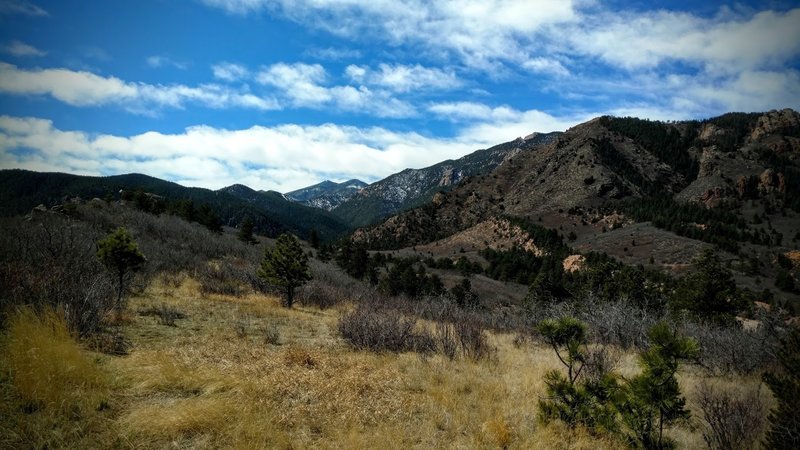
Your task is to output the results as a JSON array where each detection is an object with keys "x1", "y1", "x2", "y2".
[
  {"x1": 438, "y1": 167, "x2": 456, "y2": 186},
  {"x1": 751, "y1": 109, "x2": 800, "y2": 141},
  {"x1": 699, "y1": 124, "x2": 731, "y2": 146},
  {"x1": 758, "y1": 168, "x2": 786, "y2": 194},
  {"x1": 698, "y1": 147, "x2": 719, "y2": 177},
  {"x1": 562, "y1": 254, "x2": 586, "y2": 273},
  {"x1": 701, "y1": 186, "x2": 728, "y2": 208}
]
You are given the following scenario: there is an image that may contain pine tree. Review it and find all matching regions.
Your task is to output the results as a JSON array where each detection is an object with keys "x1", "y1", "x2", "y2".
[
  {"x1": 669, "y1": 249, "x2": 743, "y2": 325},
  {"x1": 618, "y1": 322, "x2": 700, "y2": 449},
  {"x1": 763, "y1": 328, "x2": 800, "y2": 449},
  {"x1": 258, "y1": 233, "x2": 311, "y2": 308},
  {"x1": 197, "y1": 203, "x2": 223, "y2": 234},
  {"x1": 97, "y1": 227, "x2": 146, "y2": 313},
  {"x1": 237, "y1": 216, "x2": 257, "y2": 244}
]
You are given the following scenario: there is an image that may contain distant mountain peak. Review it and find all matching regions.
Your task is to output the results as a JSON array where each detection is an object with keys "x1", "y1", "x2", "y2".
[{"x1": 285, "y1": 178, "x2": 368, "y2": 211}]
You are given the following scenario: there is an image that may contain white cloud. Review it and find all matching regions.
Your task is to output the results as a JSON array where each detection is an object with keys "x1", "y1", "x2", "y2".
[
  {"x1": 2, "y1": 40, "x2": 46, "y2": 57},
  {"x1": 212, "y1": 62, "x2": 250, "y2": 81},
  {"x1": 0, "y1": 0, "x2": 47, "y2": 16},
  {"x1": 146, "y1": 55, "x2": 188, "y2": 70},
  {"x1": 0, "y1": 111, "x2": 582, "y2": 192},
  {"x1": 567, "y1": 8, "x2": 800, "y2": 73},
  {"x1": 257, "y1": 62, "x2": 330, "y2": 106},
  {"x1": 0, "y1": 62, "x2": 279, "y2": 112},
  {"x1": 428, "y1": 101, "x2": 518, "y2": 122},
  {"x1": 345, "y1": 63, "x2": 462, "y2": 92},
  {"x1": 304, "y1": 47, "x2": 362, "y2": 61},
  {"x1": 521, "y1": 57, "x2": 569, "y2": 77},
  {"x1": 198, "y1": 1, "x2": 800, "y2": 120},
  {"x1": 257, "y1": 62, "x2": 416, "y2": 117},
  {"x1": 202, "y1": 0, "x2": 579, "y2": 69}
]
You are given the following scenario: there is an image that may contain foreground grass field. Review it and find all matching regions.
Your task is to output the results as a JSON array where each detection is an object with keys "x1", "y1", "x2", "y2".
[{"x1": 0, "y1": 275, "x2": 769, "y2": 449}]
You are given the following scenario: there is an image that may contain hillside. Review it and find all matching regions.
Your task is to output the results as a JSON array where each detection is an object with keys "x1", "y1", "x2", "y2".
[
  {"x1": 1, "y1": 200, "x2": 784, "y2": 449},
  {"x1": 0, "y1": 170, "x2": 349, "y2": 240},
  {"x1": 285, "y1": 179, "x2": 368, "y2": 210},
  {"x1": 352, "y1": 109, "x2": 800, "y2": 306},
  {"x1": 331, "y1": 132, "x2": 561, "y2": 228}
]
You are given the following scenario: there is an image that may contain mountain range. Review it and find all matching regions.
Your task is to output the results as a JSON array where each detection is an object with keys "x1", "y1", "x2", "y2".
[
  {"x1": 0, "y1": 170, "x2": 349, "y2": 240},
  {"x1": 349, "y1": 108, "x2": 800, "y2": 304},
  {"x1": 2, "y1": 110, "x2": 798, "y2": 305}
]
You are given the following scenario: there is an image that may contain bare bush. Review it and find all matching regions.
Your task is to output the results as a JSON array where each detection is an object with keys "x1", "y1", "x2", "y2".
[
  {"x1": 197, "y1": 258, "x2": 262, "y2": 297},
  {"x1": 580, "y1": 296, "x2": 658, "y2": 349},
  {"x1": 0, "y1": 213, "x2": 116, "y2": 337},
  {"x1": 436, "y1": 322, "x2": 459, "y2": 360},
  {"x1": 682, "y1": 317, "x2": 782, "y2": 375},
  {"x1": 695, "y1": 381, "x2": 769, "y2": 450},
  {"x1": 455, "y1": 320, "x2": 494, "y2": 361},
  {"x1": 583, "y1": 345, "x2": 621, "y2": 384},
  {"x1": 296, "y1": 279, "x2": 344, "y2": 310},
  {"x1": 338, "y1": 305, "x2": 434, "y2": 354}
]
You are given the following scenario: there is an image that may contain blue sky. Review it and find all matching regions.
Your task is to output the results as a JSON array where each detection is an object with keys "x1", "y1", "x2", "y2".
[{"x1": 1, "y1": 0, "x2": 799, "y2": 192}]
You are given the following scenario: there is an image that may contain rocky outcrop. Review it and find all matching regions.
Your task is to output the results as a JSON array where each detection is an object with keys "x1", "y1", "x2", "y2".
[
  {"x1": 562, "y1": 254, "x2": 586, "y2": 273},
  {"x1": 750, "y1": 109, "x2": 800, "y2": 141}
]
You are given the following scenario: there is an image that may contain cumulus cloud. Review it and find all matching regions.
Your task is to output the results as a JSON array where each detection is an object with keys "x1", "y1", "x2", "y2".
[
  {"x1": 202, "y1": 0, "x2": 578, "y2": 69},
  {"x1": 0, "y1": 62, "x2": 279, "y2": 112},
  {"x1": 0, "y1": 110, "x2": 582, "y2": 191},
  {"x1": 257, "y1": 62, "x2": 416, "y2": 117},
  {"x1": 2, "y1": 40, "x2": 46, "y2": 57},
  {"x1": 345, "y1": 63, "x2": 462, "y2": 92},
  {"x1": 212, "y1": 62, "x2": 250, "y2": 81},
  {"x1": 566, "y1": 8, "x2": 800, "y2": 73},
  {"x1": 198, "y1": 1, "x2": 800, "y2": 119}
]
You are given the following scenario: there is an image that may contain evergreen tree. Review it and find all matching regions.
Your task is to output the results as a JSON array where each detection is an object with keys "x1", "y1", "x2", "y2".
[
  {"x1": 258, "y1": 233, "x2": 311, "y2": 308},
  {"x1": 197, "y1": 203, "x2": 223, "y2": 234},
  {"x1": 669, "y1": 249, "x2": 743, "y2": 325},
  {"x1": 309, "y1": 229, "x2": 320, "y2": 249},
  {"x1": 96, "y1": 227, "x2": 146, "y2": 313},
  {"x1": 237, "y1": 216, "x2": 258, "y2": 244},
  {"x1": 618, "y1": 322, "x2": 699, "y2": 449},
  {"x1": 763, "y1": 328, "x2": 800, "y2": 449}
]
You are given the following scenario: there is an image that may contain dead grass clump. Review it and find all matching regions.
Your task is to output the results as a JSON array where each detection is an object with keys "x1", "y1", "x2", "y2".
[
  {"x1": 121, "y1": 394, "x2": 240, "y2": 441},
  {"x1": 0, "y1": 307, "x2": 112, "y2": 449},
  {"x1": 138, "y1": 303, "x2": 187, "y2": 326},
  {"x1": 262, "y1": 323, "x2": 281, "y2": 345},
  {"x1": 482, "y1": 417, "x2": 514, "y2": 448},
  {"x1": 283, "y1": 346, "x2": 318, "y2": 368},
  {"x1": 2, "y1": 307, "x2": 109, "y2": 415}
]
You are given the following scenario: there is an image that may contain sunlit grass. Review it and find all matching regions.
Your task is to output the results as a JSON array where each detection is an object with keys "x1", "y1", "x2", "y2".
[
  {"x1": 0, "y1": 307, "x2": 112, "y2": 449},
  {"x1": 0, "y1": 275, "x2": 734, "y2": 449}
]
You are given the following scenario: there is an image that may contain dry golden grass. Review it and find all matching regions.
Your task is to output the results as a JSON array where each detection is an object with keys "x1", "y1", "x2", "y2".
[
  {"x1": 0, "y1": 307, "x2": 113, "y2": 449},
  {"x1": 1, "y1": 275, "x2": 742, "y2": 449}
]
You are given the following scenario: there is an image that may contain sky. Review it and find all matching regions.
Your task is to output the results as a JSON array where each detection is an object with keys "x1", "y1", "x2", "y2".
[{"x1": 0, "y1": 0, "x2": 799, "y2": 192}]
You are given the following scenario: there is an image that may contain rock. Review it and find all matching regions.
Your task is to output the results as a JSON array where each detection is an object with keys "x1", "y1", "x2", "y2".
[
  {"x1": 750, "y1": 109, "x2": 800, "y2": 141},
  {"x1": 701, "y1": 186, "x2": 728, "y2": 208},
  {"x1": 758, "y1": 168, "x2": 785, "y2": 194},
  {"x1": 563, "y1": 254, "x2": 586, "y2": 273}
]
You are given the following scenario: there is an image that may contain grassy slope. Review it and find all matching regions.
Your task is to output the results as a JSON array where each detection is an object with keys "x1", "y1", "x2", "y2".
[{"x1": 1, "y1": 274, "x2": 768, "y2": 449}]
